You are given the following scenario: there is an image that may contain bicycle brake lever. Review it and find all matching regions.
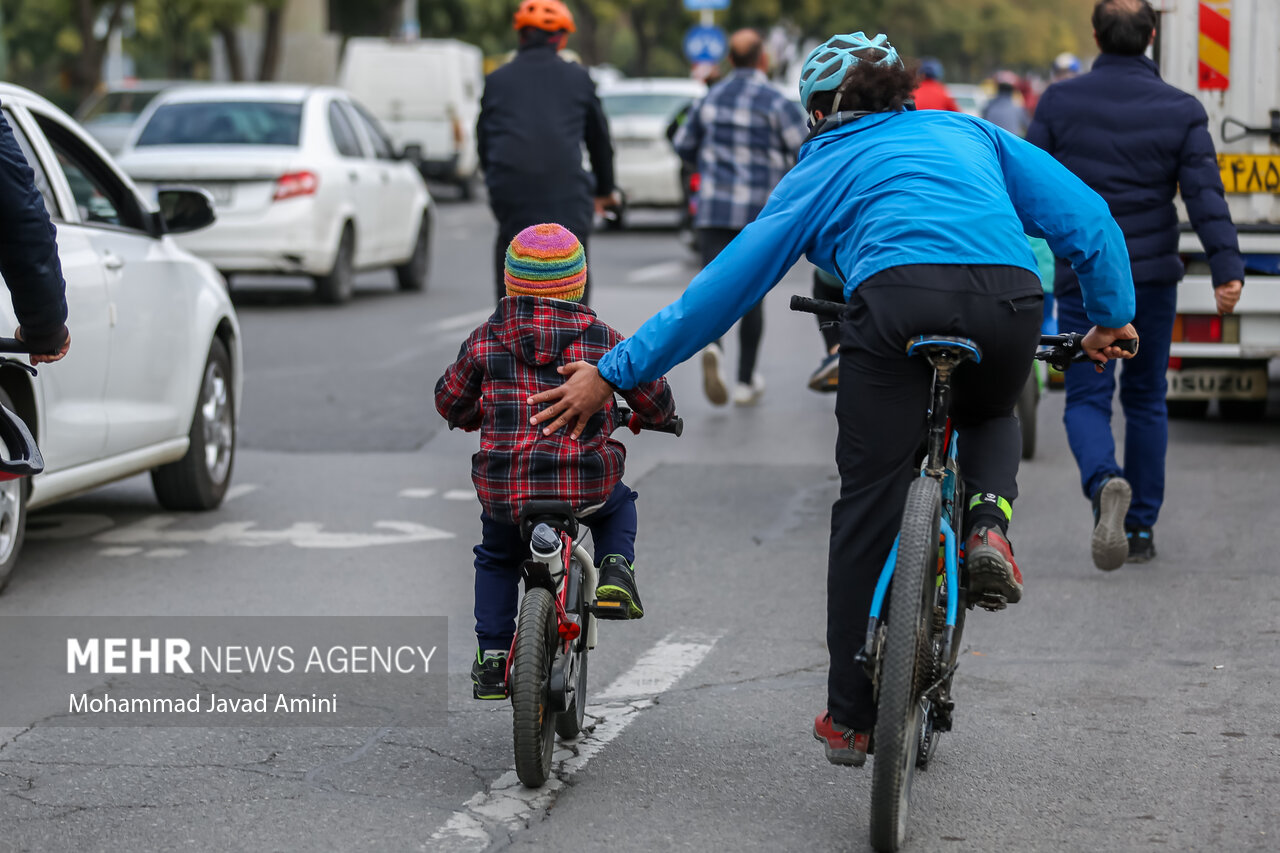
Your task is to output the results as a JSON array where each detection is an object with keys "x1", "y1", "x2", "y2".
[{"x1": 1, "y1": 359, "x2": 37, "y2": 377}]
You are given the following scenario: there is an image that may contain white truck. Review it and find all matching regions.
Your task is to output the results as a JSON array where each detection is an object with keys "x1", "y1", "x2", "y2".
[
  {"x1": 338, "y1": 38, "x2": 484, "y2": 198},
  {"x1": 1155, "y1": 0, "x2": 1279, "y2": 419}
]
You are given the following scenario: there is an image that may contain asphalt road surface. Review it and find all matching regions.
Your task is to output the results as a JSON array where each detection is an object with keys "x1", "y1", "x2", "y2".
[{"x1": 1, "y1": 197, "x2": 1277, "y2": 852}]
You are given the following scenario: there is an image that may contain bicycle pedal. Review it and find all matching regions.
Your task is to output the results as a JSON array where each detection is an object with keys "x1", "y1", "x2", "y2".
[
  {"x1": 589, "y1": 600, "x2": 629, "y2": 620},
  {"x1": 975, "y1": 593, "x2": 1007, "y2": 612}
]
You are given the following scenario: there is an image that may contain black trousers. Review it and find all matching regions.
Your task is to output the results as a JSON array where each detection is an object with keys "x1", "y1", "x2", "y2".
[
  {"x1": 827, "y1": 265, "x2": 1043, "y2": 730},
  {"x1": 700, "y1": 227, "x2": 764, "y2": 385},
  {"x1": 491, "y1": 201, "x2": 593, "y2": 304}
]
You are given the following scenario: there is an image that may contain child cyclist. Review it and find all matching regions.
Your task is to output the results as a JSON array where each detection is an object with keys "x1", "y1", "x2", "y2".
[{"x1": 435, "y1": 223, "x2": 676, "y2": 700}]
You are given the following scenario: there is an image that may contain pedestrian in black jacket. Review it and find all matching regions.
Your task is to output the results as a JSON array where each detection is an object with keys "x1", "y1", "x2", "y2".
[
  {"x1": 0, "y1": 108, "x2": 70, "y2": 364},
  {"x1": 1028, "y1": 0, "x2": 1243, "y2": 569},
  {"x1": 477, "y1": 0, "x2": 616, "y2": 304}
]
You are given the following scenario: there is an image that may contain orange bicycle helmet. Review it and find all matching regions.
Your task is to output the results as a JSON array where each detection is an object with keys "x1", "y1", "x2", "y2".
[{"x1": 513, "y1": 0, "x2": 576, "y2": 34}]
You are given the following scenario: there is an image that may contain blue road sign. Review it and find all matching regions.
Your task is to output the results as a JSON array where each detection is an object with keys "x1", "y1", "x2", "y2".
[
  {"x1": 683, "y1": 0, "x2": 730, "y2": 9},
  {"x1": 683, "y1": 25, "x2": 727, "y2": 64}
]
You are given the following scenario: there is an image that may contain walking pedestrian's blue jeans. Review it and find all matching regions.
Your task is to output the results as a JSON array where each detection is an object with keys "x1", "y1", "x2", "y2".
[
  {"x1": 1055, "y1": 277, "x2": 1178, "y2": 529},
  {"x1": 472, "y1": 482, "x2": 638, "y2": 651}
]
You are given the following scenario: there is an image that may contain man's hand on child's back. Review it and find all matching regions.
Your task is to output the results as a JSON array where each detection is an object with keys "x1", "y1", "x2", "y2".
[{"x1": 528, "y1": 361, "x2": 613, "y2": 440}]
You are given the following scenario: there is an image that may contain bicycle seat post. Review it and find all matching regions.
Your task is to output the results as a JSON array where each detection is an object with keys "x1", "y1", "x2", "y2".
[{"x1": 905, "y1": 336, "x2": 983, "y2": 478}]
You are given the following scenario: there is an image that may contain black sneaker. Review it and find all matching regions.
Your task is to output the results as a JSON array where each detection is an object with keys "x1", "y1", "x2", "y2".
[
  {"x1": 1090, "y1": 476, "x2": 1131, "y2": 572},
  {"x1": 595, "y1": 555, "x2": 643, "y2": 619},
  {"x1": 471, "y1": 649, "x2": 508, "y2": 700},
  {"x1": 1126, "y1": 528, "x2": 1156, "y2": 563}
]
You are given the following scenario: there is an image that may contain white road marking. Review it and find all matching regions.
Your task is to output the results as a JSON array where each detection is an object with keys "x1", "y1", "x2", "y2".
[
  {"x1": 627, "y1": 261, "x2": 684, "y2": 284},
  {"x1": 94, "y1": 516, "x2": 454, "y2": 550},
  {"x1": 98, "y1": 546, "x2": 142, "y2": 557},
  {"x1": 145, "y1": 548, "x2": 188, "y2": 558},
  {"x1": 222, "y1": 484, "x2": 259, "y2": 503},
  {"x1": 428, "y1": 633, "x2": 718, "y2": 851},
  {"x1": 398, "y1": 488, "x2": 438, "y2": 499},
  {"x1": 443, "y1": 489, "x2": 476, "y2": 502},
  {"x1": 428, "y1": 309, "x2": 495, "y2": 334}
]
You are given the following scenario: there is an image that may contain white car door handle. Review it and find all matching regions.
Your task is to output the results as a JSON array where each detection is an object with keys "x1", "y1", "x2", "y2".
[
  {"x1": 102, "y1": 252, "x2": 125, "y2": 271},
  {"x1": 348, "y1": 171, "x2": 359, "y2": 182}
]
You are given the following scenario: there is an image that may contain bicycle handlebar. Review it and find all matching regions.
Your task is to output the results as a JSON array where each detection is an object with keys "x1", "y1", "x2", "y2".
[
  {"x1": 789, "y1": 296, "x2": 1139, "y2": 369},
  {"x1": 612, "y1": 404, "x2": 683, "y2": 437},
  {"x1": 0, "y1": 337, "x2": 57, "y2": 356}
]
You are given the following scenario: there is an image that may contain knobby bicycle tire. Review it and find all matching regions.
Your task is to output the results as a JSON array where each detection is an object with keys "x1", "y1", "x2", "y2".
[
  {"x1": 870, "y1": 476, "x2": 941, "y2": 852},
  {"x1": 512, "y1": 587, "x2": 557, "y2": 787},
  {"x1": 555, "y1": 557, "x2": 589, "y2": 740}
]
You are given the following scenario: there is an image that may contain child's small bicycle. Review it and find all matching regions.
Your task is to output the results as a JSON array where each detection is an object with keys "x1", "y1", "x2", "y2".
[{"x1": 508, "y1": 403, "x2": 681, "y2": 788}]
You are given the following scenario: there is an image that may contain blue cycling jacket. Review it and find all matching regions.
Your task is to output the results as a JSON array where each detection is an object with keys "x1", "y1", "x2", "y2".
[{"x1": 598, "y1": 109, "x2": 1135, "y2": 390}]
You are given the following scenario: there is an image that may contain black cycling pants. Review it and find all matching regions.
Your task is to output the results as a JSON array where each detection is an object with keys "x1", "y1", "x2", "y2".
[
  {"x1": 827, "y1": 264, "x2": 1042, "y2": 730},
  {"x1": 700, "y1": 227, "x2": 763, "y2": 384}
]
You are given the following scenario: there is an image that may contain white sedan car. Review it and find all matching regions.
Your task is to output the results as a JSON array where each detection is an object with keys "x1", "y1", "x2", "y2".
[
  {"x1": 117, "y1": 84, "x2": 433, "y2": 304},
  {"x1": 598, "y1": 78, "x2": 706, "y2": 213},
  {"x1": 0, "y1": 83, "x2": 242, "y2": 589}
]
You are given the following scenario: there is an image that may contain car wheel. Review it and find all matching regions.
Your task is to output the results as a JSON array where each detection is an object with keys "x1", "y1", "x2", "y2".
[
  {"x1": 151, "y1": 337, "x2": 236, "y2": 511},
  {"x1": 0, "y1": 388, "x2": 29, "y2": 594},
  {"x1": 394, "y1": 215, "x2": 431, "y2": 292},
  {"x1": 1166, "y1": 399, "x2": 1209, "y2": 419},
  {"x1": 314, "y1": 224, "x2": 355, "y2": 305},
  {"x1": 457, "y1": 177, "x2": 474, "y2": 201},
  {"x1": 1219, "y1": 399, "x2": 1267, "y2": 421}
]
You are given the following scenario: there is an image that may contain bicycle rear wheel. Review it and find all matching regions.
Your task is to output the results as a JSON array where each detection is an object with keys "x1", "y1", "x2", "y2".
[
  {"x1": 870, "y1": 476, "x2": 941, "y2": 852},
  {"x1": 512, "y1": 587, "x2": 557, "y2": 787}
]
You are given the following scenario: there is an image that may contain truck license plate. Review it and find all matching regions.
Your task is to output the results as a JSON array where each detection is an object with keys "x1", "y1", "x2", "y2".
[
  {"x1": 1217, "y1": 154, "x2": 1280, "y2": 194},
  {"x1": 1166, "y1": 366, "x2": 1268, "y2": 400}
]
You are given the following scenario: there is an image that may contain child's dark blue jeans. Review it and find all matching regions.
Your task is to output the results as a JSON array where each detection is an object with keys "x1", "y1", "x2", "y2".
[{"x1": 473, "y1": 482, "x2": 638, "y2": 651}]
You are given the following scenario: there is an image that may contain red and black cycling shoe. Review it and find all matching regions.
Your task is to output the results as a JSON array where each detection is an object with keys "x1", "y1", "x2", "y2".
[
  {"x1": 965, "y1": 527, "x2": 1023, "y2": 608},
  {"x1": 813, "y1": 710, "x2": 872, "y2": 767}
]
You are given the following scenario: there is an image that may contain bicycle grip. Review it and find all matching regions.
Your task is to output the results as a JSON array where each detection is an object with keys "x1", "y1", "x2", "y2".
[
  {"x1": 1114, "y1": 337, "x2": 1139, "y2": 356},
  {"x1": 789, "y1": 295, "x2": 844, "y2": 318}
]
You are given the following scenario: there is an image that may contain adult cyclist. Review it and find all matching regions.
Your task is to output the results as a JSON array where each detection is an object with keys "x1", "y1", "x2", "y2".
[
  {"x1": 527, "y1": 33, "x2": 1138, "y2": 767},
  {"x1": 477, "y1": 0, "x2": 616, "y2": 304}
]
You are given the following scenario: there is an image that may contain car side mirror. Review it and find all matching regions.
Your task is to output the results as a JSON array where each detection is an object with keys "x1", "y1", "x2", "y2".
[
  {"x1": 156, "y1": 186, "x2": 217, "y2": 235},
  {"x1": 401, "y1": 143, "x2": 424, "y2": 164}
]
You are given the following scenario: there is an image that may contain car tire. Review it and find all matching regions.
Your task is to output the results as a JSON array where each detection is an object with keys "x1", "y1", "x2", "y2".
[
  {"x1": 0, "y1": 387, "x2": 30, "y2": 594},
  {"x1": 457, "y1": 176, "x2": 474, "y2": 201},
  {"x1": 1219, "y1": 399, "x2": 1267, "y2": 422},
  {"x1": 314, "y1": 224, "x2": 355, "y2": 305},
  {"x1": 603, "y1": 194, "x2": 627, "y2": 231},
  {"x1": 394, "y1": 215, "x2": 431, "y2": 292},
  {"x1": 1166, "y1": 399, "x2": 1209, "y2": 419},
  {"x1": 152, "y1": 337, "x2": 236, "y2": 511}
]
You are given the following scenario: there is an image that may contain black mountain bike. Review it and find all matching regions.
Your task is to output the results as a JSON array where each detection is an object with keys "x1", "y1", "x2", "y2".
[
  {"x1": 790, "y1": 296, "x2": 1135, "y2": 851},
  {"x1": 509, "y1": 403, "x2": 681, "y2": 788}
]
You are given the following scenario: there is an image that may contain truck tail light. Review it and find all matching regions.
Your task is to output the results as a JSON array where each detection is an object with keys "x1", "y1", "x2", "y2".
[
  {"x1": 1168, "y1": 356, "x2": 1182, "y2": 370},
  {"x1": 1173, "y1": 314, "x2": 1241, "y2": 344},
  {"x1": 452, "y1": 115, "x2": 464, "y2": 148},
  {"x1": 273, "y1": 171, "x2": 318, "y2": 201}
]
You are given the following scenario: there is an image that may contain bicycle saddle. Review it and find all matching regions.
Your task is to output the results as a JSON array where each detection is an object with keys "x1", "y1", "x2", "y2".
[
  {"x1": 518, "y1": 500, "x2": 579, "y2": 540},
  {"x1": 0, "y1": 403, "x2": 43, "y2": 480},
  {"x1": 906, "y1": 335, "x2": 983, "y2": 365}
]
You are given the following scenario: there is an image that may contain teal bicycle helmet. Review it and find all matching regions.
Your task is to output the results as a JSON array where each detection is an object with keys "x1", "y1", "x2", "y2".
[{"x1": 798, "y1": 32, "x2": 903, "y2": 113}]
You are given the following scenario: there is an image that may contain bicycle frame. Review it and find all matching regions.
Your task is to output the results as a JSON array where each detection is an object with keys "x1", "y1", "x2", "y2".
[{"x1": 862, "y1": 346, "x2": 971, "y2": 676}]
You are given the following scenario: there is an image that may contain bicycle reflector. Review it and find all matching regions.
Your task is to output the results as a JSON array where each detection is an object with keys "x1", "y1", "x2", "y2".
[{"x1": 0, "y1": 404, "x2": 43, "y2": 480}]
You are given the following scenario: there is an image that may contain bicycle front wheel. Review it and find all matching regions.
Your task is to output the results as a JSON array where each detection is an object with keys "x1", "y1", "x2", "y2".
[
  {"x1": 512, "y1": 587, "x2": 557, "y2": 787},
  {"x1": 870, "y1": 476, "x2": 941, "y2": 852}
]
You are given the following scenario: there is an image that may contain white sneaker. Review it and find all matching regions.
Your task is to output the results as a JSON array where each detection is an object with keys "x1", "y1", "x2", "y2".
[
  {"x1": 701, "y1": 344, "x2": 729, "y2": 406},
  {"x1": 732, "y1": 374, "x2": 766, "y2": 406}
]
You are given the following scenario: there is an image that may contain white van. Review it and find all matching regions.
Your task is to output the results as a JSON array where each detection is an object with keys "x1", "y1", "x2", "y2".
[{"x1": 339, "y1": 38, "x2": 483, "y2": 197}]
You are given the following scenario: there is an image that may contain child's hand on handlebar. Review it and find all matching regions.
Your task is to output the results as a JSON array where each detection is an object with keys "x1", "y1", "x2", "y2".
[{"x1": 1080, "y1": 324, "x2": 1138, "y2": 372}]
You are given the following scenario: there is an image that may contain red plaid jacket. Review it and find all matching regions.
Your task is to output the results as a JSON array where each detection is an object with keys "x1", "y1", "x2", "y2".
[{"x1": 435, "y1": 297, "x2": 676, "y2": 525}]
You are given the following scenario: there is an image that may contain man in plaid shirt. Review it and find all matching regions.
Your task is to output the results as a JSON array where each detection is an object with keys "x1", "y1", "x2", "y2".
[
  {"x1": 674, "y1": 28, "x2": 808, "y2": 407},
  {"x1": 435, "y1": 224, "x2": 675, "y2": 699}
]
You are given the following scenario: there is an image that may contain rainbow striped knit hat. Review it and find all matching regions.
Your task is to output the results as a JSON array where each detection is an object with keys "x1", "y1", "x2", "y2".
[{"x1": 504, "y1": 223, "x2": 587, "y2": 302}]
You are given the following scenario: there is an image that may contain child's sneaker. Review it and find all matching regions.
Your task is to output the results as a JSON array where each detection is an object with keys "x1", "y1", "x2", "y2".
[
  {"x1": 471, "y1": 649, "x2": 508, "y2": 700},
  {"x1": 594, "y1": 555, "x2": 644, "y2": 619}
]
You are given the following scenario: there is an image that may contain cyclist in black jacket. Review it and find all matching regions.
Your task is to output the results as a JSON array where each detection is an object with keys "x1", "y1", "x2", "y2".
[
  {"x1": 477, "y1": 0, "x2": 616, "y2": 304},
  {"x1": 0, "y1": 108, "x2": 70, "y2": 364}
]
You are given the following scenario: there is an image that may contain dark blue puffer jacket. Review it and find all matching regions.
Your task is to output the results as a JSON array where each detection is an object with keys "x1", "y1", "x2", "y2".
[{"x1": 1028, "y1": 54, "x2": 1244, "y2": 288}]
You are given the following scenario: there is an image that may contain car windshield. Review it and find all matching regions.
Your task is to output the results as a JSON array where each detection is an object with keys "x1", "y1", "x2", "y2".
[
  {"x1": 600, "y1": 93, "x2": 694, "y2": 121},
  {"x1": 135, "y1": 101, "x2": 303, "y2": 146},
  {"x1": 80, "y1": 90, "x2": 163, "y2": 124}
]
